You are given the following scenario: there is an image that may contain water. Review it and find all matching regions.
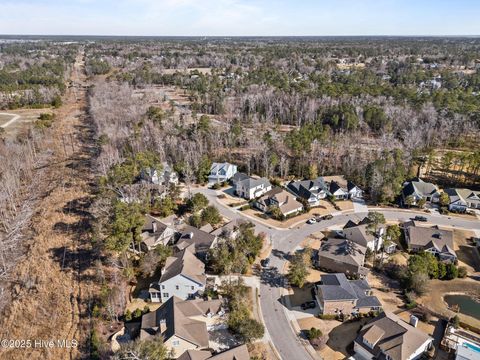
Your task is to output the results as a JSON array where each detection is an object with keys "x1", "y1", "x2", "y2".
[
  {"x1": 444, "y1": 294, "x2": 480, "y2": 320},
  {"x1": 464, "y1": 342, "x2": 480, "y2": 353}
]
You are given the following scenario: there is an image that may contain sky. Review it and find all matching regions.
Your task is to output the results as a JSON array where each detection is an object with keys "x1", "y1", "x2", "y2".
[{"x1": 1, "y1": 0, "x2": 479, "y2": 36}]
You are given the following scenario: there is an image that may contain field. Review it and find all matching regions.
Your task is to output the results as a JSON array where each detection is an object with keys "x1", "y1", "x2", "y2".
[{"x1": 0, "y1": 109, "x2": 53, "y2": 140}]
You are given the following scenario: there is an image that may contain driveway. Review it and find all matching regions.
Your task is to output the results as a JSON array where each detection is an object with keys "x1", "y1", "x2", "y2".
[{"x1": 194, "y1": 187, "x2": 480, "y2": 360}]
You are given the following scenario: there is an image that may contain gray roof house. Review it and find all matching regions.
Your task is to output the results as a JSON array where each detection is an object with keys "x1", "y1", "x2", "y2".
[
  {"x1": 315, "y1": 238, "x2": 368, "y2": 277},
  {"x1": 342, "y1": 217, "x2": 390, "y2": 253},
  {"x1": 315, "y1": 273, "x2": 381, "y2": 315},
  {"x1": 139, "y1": 296, "x2": 224, "y2": 357},
  {"x1": 140, "y1": 163, "x2": 179, "y2": 186},
  {"x1": 178, "y1": 345, "x2": 250, "y2": 360},
  {"x1": 404, "y1": 224, "x2": 456, "y2": 262},
  {"x1": 445, "y1": 188, "x2": 480, "y2": 212},
  {"x1": 208, "y1": 162, "x2": 237, "y2": 184},
  {"x1": 287, "y1": 177, "x2": 330, "y2": 206},
  {"x1": 354, "y1": 312, "x2": 433, "y2": 360},
  {"x1": 210, "y1": 218, "x2": 249, "y2": 239},
  {"x1": 149, "y1": 245, "x2": 206, "y2": 303},
  {"x1": 255, "y1": 187, "x2": 304, "y2": 216},
  {"x1": 175, "y1": 225, "x2": 218, "y2": 262},
  {"x1": 230, "y1": 172, "x2": 249, "y2": 186},
  {"x1": 140, "y1": 214, "x2": 177, "y2": 251},
  {"x1": 402, "y1": 178, "x2": 440, "y2": 205},
  {"x1": 235, "y1": 176, "x2": 272, "y2": 200}
]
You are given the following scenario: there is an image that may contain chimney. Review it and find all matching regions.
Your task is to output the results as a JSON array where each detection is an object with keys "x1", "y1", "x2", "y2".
[
  {"x1": 152, "y1": 221, "x2": 157, "y2": 233},
  {"x1": 410, "y1": 315, "x2": 419, "y2": 328},
  {"x1": 159, "y1": 319, "x2": 167, "y2": 334}
]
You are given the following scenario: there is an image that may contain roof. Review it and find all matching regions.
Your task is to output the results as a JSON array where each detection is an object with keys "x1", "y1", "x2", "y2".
[
  {"x1": 342, "y1": 219, "x2": 382, "y2": 248},
  {"x1": 402, "y1": 178, "x2": 439, "y2": 198},
  {"x1": 210, "y1": 218, "x2": 249, "y2": 237},
  {"x1": 140, "y1": 296, "x2": 223, "y2": 346},
  {"x1": 237, "y1": 176, "x2": 271, "y2": 191},
  {"x1": 355, "y1": 312, "x2": 432, "y2": 360},
  {"x1": 176, "y1": 224, "x2": 217, "y2": 254},
  {"x1": 406, "y1": 225, "x2": 455, "y2": 256},
  {"x1": 287, "y1": 177, "x2": 330, "y2": 199},
  {"x1": 319, "y1": 238, "x2": 367, "y2": 267},
  {"x1": 445, "y1": 188, "x2": 480, "y2": 206},
  {"x1": 141, "y1": 214, "x2": 173, "y2": 248},
  {"x1": 231, "y1": 172, "x2": 249, "y2": 184},
  {"x1": 210, "y1": 162, "x2": 236, "y2": 175},
  {"x1": 329, "y1": 181, "x2": 346, "y2": 194},
  {"x1": 257, "y1": 187, "x2": 303, "y2": 215},
  {"x1": 178, "y1": 345, "x2": 250, "y2": 360},
  {"x1": 160, "y1": 245, "x2": 206, "y2": 285},
  {"x1": 317, "y1": 273, "x2": 381, "y2": 308},
  {"x1": 347, "y1": 180, "x2": 361, "y2": 192}
]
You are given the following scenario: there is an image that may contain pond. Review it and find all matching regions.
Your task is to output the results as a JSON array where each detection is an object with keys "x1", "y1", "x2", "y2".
[{"x1": 444, "y1": 294, "x2": 480, "y2": 320}]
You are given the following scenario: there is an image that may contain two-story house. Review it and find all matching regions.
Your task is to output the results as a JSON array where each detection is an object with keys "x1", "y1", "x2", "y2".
[
  {"x1": 140, "y1": 214, "x2": 177, "y2": 252},
  {"x1": 287, "y1": 177, "x2": 330, "y2": 206},
  {"x1": 208, "y1": 162, "x2": 237, "y2": 184},
  {"x1": 255, "y1": 187, "x2": 304, "y2": 217},
  {"x1": 235, "y1": 176, "x2": 272, "y2": 200}
]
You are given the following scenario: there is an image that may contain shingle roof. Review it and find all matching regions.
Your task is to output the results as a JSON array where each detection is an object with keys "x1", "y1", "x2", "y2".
[
  {"x1": 319, "y1": 238, "x2": 367, "y2": 267},
  {"x1": 176, "y1": 224, "x2": 217, "y2": 255},
  {"x1": 178, "y1": 345, "x2": 250, "y2": 360},
  {"x1": 287, "y1": 177, "x2": 330, "y2": 199},
  {"x1": 237, "y1": 177, "x2": 271, "y2": 191},
  {"x1": 160, "y1": 245, "x2": 206, "y2": 285},
  {"x1": 140, "y1": 297, "x2": 222, "y2": 347},
  {"x1": 356, "y1": 312, "x2": 432, "y2": 360},
  {"x1": 406, "y1": 226, "x2": 455, "y2": 257},
  {"x1": 402, "y1": 178, "x2": 439, "y2": 198},
  {"x1": 257, "y1": 187, "x2": 303, "y2": 215}
]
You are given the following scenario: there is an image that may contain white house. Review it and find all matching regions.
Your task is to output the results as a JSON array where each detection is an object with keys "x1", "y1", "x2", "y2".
[
  {"x1": 149, "y1": 245, "x2": 206, "y2": 303},
  {"x1": 235, "y1": 176, "x2": 272, "y2": 200},
  {"x1": 347, "y1": 180, "x2": 363, "y2": 199},
  {"x1": 140, "y1": 163, "x2": 179, "y2": 186},
  {"x1": 208, "y1": 162, "x2": 237, "y2": 184},
  {"x1": 329, "y1": 181, "x2": 349, "y2": 200},
  {"x1": 445, "y1": 188, "x2": 480, "y2": 212}
]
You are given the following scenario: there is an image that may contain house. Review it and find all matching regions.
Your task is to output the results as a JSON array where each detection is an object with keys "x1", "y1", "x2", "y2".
[
  {"x1": 149, "y1": 245, "x2": 206, "y2": 302},
  {"x1": 445, "y1": 188, "x2": 480, "y2": 212},
  {"x1": 235, "y1": 176, "x2": 272, "y2": 200},
  {"x1": 404, "y1": 223, "x2": 456, "y2": 262},
  {"x1": 230, "y1": 172, "x2": 249, "y2": 187},
  {"x1": 329, "y1": 181, "x2": 349, "y2": 200},
  {"x1": 348, "y1": 180, "x2": 363, "y2": 199},
  {"x1": 140, "y1": 163, "x2": 179, "y2": 186},
  {"x1": 140, "y1": 214, "x2": 177, "y2": 252},
  {"x1": 315, "y1": 273, "x2": 381, "y2": 316},
  {"x1": 208, "y1": 162, "x2": 237, "y2": 184},
  {"x1": 139, "y1": 296, "x2": 224, "y2": 358},
  {"x1": 178, "y1": 345, "x2": 250, "y2": 360},
  {"x1": 342, "y1": 217, "x2": 389, "y2": 253},
  {"x1": 315, "y1": 238, "x2": 368, "y2": 277},
  {"x1": 255, "y1": 187, "x2": 304, "y2": 217},
  {"x1": 441, "y1": 324, "x2": 480, "y2": 360},
  {"x1": 287, "y1": 177, "x2": 330, "y2": 206},
  {"x1": 175, "y1": 225, "x2": 218, "y2": 262},
  {"x1": 210, "y1": 218, "x2": 249, "y2": 239},
  {"x1": 401, "y1": 178, "x2": 440, "y2": 206},
  {"x1": 354, "y1": 312, "x2": 433, "y2": 360}
]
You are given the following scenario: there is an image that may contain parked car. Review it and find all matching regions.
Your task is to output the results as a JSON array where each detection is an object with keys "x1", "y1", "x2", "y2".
[
  {"x1": 307, "y1": 218, "x2": 317, "y2": 224},
  {"x1": 260, "y1": 258, "x2": 271, "y2": 268},
  {"x1": 413, "y1": 215, "x2": 428, "y2": 222},
  {"x1": 322, "y1": 214, "x2": 333, "y2": 220},
  {"x1": 301, "y1": 301, "x2": 316, "y2": 310}
]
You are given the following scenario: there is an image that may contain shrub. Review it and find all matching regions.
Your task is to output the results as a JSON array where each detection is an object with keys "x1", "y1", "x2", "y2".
[
  {"x1": 306, "y1": 327, "x2": 322, "y2": 340},
  {"x1": 458, "y1": 266, "x2": 467, "y2": 278},
  {"x1": 318, "y1": 314, "x2": 337, "y2": 320}
]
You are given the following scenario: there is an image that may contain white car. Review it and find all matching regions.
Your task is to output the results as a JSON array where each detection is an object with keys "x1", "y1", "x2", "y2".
[{"x1": 307, "y1": 218, "x2": 317, "y2": 224}]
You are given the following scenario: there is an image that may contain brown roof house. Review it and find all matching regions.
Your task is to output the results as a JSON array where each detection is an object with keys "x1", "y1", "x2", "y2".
[
  {"x1": 140, "y1": 214, "x2": 177, "y2": 252},
  {"x1": 177, "y1": 345, "x2": 250, "y2": 360},
  {"x1": 139, "y1": 296, "x2": 225, "y2": 358},
  {"x1": 315, "y1": 273, "x2": 381, "y2": 316},
  {"x1": 354, "y1": 312, "x2": 433, "y2": 360},
  {"x1": 315, "y1": 238, "x2": 368, "y2": 277},
  {"x1": 149, "y1": 245, "x2": 206, "y2": 303},
  {"x1": 342, "y1": 217, "x2": 392, "y2": 253},
  {"x1": 255, "y1": 187, "x2": 304, "y2": 217},
  {"x1": 404, "y1": 223, "x2": 456, "y2": 262}
]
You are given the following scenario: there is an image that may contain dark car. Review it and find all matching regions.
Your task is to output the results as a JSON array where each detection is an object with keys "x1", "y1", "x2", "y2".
[
  {"x1": 301, "y1": 301, "x2": 316, "y2": 310},
  {"x1": 261, "y1": 258, "x2": 271, "y2": 268},
  {"x1": 413, "y1": 215, "x2": 428, "y2": 222},
  {"x1": 322, "y1": 214, "x2": 333, "y2": 220}
]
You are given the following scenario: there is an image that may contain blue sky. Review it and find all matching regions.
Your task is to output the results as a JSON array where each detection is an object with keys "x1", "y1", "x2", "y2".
[{"x1": 1, "y1": 0, "x2": 479, "y2": 36}]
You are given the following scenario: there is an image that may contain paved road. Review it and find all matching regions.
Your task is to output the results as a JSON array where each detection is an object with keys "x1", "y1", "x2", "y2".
[{"x1": 194, "y1": 188, "x2": 480, "y2": 360}]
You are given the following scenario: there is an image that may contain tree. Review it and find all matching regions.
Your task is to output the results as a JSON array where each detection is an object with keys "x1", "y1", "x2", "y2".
[
  {"x1": 308, "y1": 163, "x2": 318, "y2": 179},
  {"x1": 114, "y1": 336, "x2": 169, "y2": 360},
  {"x1": 417, "y1": 198, "x2": 426, "y2": 208},
  {"x1": 306, "y1": 327, "x2": 322, "y2": 340},
  {"x1": 405, "y1": 195, "x2": 415, "y2": 207},
  {"x1": 187, "y1": 193, "x2": 209, "y2": 213},
  {"x1": 452, "y1": 315, "x2": 460, "y2": 329},
  {"x1": 232, "y1": 317, "x2": 265, "y2": 343},
  {"x1": 153, "y1": 196, "x2": 177, "y2": 217},
  {"x1": 458, "y1": 266, "x2": 467, "y2": 278},
  {"x1": 106, "y1": 201, "x2": 145, "y2": 253},
  {"x1": 439, "y1": 192, "x2": 450, "y2": 207},
  {"x1": 196, "y1": 155, "x2": 212, "y2": 183},
  {"x1": 268, "y1": 205, "x2": 284, "y2": 220},
  {"x1": 287, "y1": 250, "x2": 311, "y2": 288},
  {"x1": 139, "y1": 251, "x2": 160, "y2": 276},
  {"x1": 198, "y1": 115, "x2": 211, "y2": 132},
  {"x1": 201, "y1": 205, "x2": 222, "y2": 226},
  {"x1": 445, "y1": 263, "x2": 458, "y2": 280},
  {"x1": 367, "y1": 211, "x2": 386, "y2": 262},
  {"x1": 408, "y1": 272, "x2": 429, "y2": 296},
  {"x1": 386, "y1": 224, "x2": 402, "y2": 247}
]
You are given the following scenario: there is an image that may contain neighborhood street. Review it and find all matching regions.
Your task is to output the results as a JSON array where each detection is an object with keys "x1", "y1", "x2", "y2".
[{"x1": 194, "y1": 187, "x2": 480, "y2": 360}]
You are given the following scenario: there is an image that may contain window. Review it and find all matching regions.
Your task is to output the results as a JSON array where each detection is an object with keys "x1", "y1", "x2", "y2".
[
  {"x1": 172, "y1": 340, "x2": 180, "y2": 346},
  {"x1": 191, "y1": 286, "x2": 195, "y2": 290},
  {"x1": 163, "y1": 293, "x2": 169, "y2": 298},
  {"x1": 176, "y1": 285, "x2": 179, "y2": 290},
  {"x1": 161, "y1": 285, "x2": 165, "y2": 289}
]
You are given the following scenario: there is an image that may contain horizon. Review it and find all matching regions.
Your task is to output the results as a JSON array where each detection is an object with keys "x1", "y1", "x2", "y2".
[{"x1": 1, "y1": 0, "x2": 479, "y2": 37}]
